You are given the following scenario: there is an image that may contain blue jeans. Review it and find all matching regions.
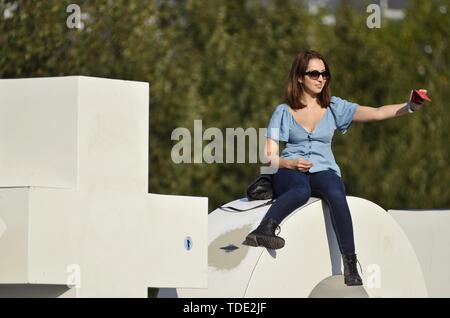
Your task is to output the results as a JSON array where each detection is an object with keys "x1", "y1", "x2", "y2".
[{"x1": 263, "y1": 168, "x2": 355, "y2": 255}]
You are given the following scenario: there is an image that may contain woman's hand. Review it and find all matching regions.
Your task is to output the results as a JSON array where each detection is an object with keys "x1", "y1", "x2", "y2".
[
  {"x1": 410, "y1": 89, "x2": 429, "y2": 112},
  {"x1": 287, "y1": 158, "x2": 314, "y2": 172}
]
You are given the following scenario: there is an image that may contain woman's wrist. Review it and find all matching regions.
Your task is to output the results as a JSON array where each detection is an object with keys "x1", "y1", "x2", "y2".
[
  {"x1": 407, "y1": 101, "x2": 415, "y2": 113},
  {"x1": 279, "y1": 158, "x2": 292, "y2": 169}
]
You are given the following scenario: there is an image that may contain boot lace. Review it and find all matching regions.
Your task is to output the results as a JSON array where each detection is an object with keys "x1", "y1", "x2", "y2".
[
  {"x1": 347, "y1": 256, "x2": 363, "y2": 275},
  {"x1": 275, "y1": 225, "x2": 281, "y2": 236},
  {"x1": 357, "y1": 259, "x2": 363, "y2": 275}
]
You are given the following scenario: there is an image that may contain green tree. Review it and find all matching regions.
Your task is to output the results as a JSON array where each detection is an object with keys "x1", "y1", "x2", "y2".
[{"x1": 0, "y1": 0, "x2": 448, "y2": 213}]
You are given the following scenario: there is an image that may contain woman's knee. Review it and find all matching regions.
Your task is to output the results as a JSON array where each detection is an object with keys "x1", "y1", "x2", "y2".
[
  {"x1": 323, "y1": 188, "x2": 347, "y2": 205},
  {"x1": 326, "y1": 188, "x2": 347, "y2": 200},
  {"x1": 291, "y1": 186, "x2": 311, "y2": 204},
  {"x1": 317, "y1": 178, "x2": 347, "y2": 200}
]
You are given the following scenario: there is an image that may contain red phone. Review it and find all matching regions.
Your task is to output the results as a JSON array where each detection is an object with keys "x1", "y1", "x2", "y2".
[{"x1": 410, "y1": 89, "x2": 431, "y2": 104}]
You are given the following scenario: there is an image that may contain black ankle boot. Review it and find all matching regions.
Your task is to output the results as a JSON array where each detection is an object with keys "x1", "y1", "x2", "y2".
[
  {"x1": 342, "y1": 254, "x2": 363, "y2": 286},
  {"x1": 243, "y1": 218, "x2": 285, "y2": 249}
]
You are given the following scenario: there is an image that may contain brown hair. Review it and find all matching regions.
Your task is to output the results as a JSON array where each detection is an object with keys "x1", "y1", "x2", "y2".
[{"x1": 285, "y1": 50, "x2": 331, "y2": 110}]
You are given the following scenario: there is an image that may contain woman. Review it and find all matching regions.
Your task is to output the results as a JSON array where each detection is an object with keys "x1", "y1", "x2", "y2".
[{"x1": 244, "y1": 50, "x2": 428, "y2": 286}]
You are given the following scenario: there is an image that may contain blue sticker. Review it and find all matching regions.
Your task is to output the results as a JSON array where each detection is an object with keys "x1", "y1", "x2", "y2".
[{"x1": 184, "y1": 236, "x2": 193, "y2": 251}]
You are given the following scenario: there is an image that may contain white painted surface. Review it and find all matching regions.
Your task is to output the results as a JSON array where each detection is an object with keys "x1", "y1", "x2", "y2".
[
  {"x1": 77, "y1": 77, "x2": 149, "y2": 193},
  {"x1": 389, "y1": 209, "x2": 450, "y2": 298},
  {"x1": 0, "y1": 188, "x2": 29, "y2": 283},
  {"x1": 173, "y1": 196, "x2": 428, "y2": 298},
  {"x1": 147, "y1": 193, "x2": 208, "y2": 288},
  {"x1": 0, "y1": 77, "x2": 78, "y2": 188},
  {"x1": 0, "y1": 77, "x2": 208, "y2": 297}
]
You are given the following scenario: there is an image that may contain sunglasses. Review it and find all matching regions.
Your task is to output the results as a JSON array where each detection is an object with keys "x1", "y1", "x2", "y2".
[{"x1": 303, "y1": 70, "x2": 330, "y2": 80}]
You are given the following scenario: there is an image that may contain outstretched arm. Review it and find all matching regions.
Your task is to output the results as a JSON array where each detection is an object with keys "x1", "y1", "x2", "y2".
[{"x1": 353, "y1": 89, "x2": 429, "y2": 122}]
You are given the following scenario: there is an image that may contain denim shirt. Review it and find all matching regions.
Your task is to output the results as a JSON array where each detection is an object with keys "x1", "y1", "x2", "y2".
[{"x1": 265, "y1": 96, "x2": 359, "y2": 177}]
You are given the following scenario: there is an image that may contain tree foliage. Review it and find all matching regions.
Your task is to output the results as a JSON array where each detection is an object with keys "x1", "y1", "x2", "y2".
[{"x1": 1, "y1": 0, "x2": 448, "y2": 211}]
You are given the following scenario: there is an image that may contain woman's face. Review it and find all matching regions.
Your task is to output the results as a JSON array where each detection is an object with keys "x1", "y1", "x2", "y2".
[{"x1": 298, "y1": 58, "x2": 327, "y2": 96}]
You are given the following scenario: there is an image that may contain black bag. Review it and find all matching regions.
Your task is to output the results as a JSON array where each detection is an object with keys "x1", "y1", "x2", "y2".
[
  {"x1": 246, "y1": 174, "x2": 274, "y2": 200},
  {"x1": 220, "y1": 174, "x2": 275, "y2": 212}
]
